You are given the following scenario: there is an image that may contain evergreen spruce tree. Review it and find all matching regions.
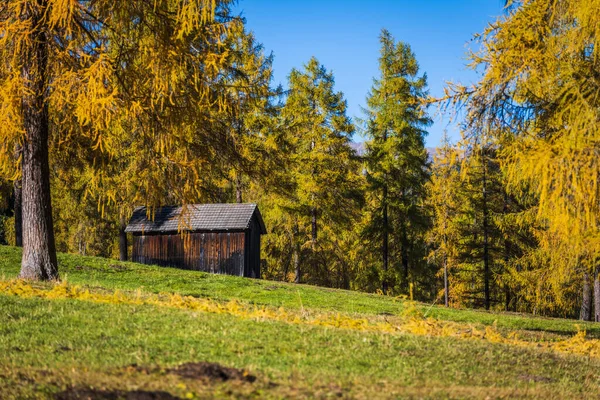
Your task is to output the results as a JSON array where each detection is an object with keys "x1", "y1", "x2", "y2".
[
  {"x1": 363, "y1": 29, "x2": 432, "y2": 294},
  {"x1": 456, "y1": 140, "x2": 506, "y2": 310}
]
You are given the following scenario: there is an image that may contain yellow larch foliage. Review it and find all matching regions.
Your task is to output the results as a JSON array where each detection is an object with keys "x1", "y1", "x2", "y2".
[
  {"x1": 0, "y1": 0, "x2": 241, "y2": 210},
  {"x1": 443, "y1": 0, "x2": 600, "y2": 313}
]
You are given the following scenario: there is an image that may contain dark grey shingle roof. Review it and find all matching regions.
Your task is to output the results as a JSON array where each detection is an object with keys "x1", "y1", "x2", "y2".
[{"x1": 125, "y1": 203, "x2": 266, "y2": 234}]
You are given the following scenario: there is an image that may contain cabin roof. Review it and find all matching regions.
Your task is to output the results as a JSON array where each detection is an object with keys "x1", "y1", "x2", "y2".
[{"x1": 125, "y1": 203, "x2": 267, "y2": 234}]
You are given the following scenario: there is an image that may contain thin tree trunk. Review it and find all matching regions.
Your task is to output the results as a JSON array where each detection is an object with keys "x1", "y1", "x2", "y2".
[
  {"x1": 381, "y1": 124, "x2": 389, "y2": 294},
  {"x1": 293, "y1": 220, "x2": 301, "y2": 283},
  {"x1": 311, "y1": 207, "x2": 317, "y2": 246},
  {"x1": 401, "y1": 229, "x2": 409, "y2": 287},
  {"x1": 581, "y1": 271, "x2": 593, "y2": 321},
  {"x1": 310, "y1": 205, "x2": 320, "y2": 281},
  {"x1": 293, "y1": 246, "x2": 301, "y2": 283},
  {"x1": 235, "y1": 113, "x2": 244, "y2": 204},
  {"x1": 119, "y1": 217, "x2": 128, "y2": 262},
  {"x1": 235, "y1": 172, "x2": 243, "y2": 203},
  {"x1": 594, "y1": 267, "x2": 600, "y2": 322},
  {"x1": 503, "y1": 192, "x2": 510, "y2": 311},
  {"x1": 310, "y1": 132, "x2": 319, "y2": 279},
  {"x1": 19, "y1": 1, "x2": 58, "y2": 280},
  {"x1": 382, "y1": 183, "x2": 389, "y2": 294},
  {"x1": 482, "y1": 151, "x2": 491, "y2": 310},
  {"x1": 443, "y1": 254, "x2": 449, "y2": 307},
  {"x1": 342, "y1": 260, "x2": 349, "y2": 290},
  {"x1": 13, "y1": 178, "x2": 22, "y2": 247},
  {"x1": 503, "y1": 237, "x2": 511, "y2": 311},
  {"x1": 442, "y1": 208, "x2": 449, "y2": 306}
]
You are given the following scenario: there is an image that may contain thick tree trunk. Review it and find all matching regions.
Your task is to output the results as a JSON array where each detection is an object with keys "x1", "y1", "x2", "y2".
[
  {"x1": 13, "y1": 178, "x2": 23, "y2": 247},
  {"x1": 594, "y1": 267, "x2": 600, "y2": 322},
  {"x1": 482, "y1": 153, "x2": 491, "y2": 310},
  {"x1": 581, "y1": 271, "x2": 593, "y2": 321},
  {"x1": 18, "y1": 1, "x2": 58, "y2": 280},
  {"x1": 119, "y1": 217, "x2": 128, "y2": 262}
]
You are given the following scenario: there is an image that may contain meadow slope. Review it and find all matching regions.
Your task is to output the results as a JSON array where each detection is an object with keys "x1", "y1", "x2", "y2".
[{"x1": 1, "y1": 245, "x2": 599, "y2": 399}]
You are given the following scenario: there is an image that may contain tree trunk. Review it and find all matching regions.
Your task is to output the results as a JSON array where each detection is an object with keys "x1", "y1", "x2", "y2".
[
  {"x1": 311, "y1": 207, "x2": 317, "y2": 247},
  {"x1": 443, "y1": 254, "x2": 449, "y2": 307},
  {"x1": 594, "y1": 267, "x2": 600, "y2": 322},
  {"x1": 310, "y1": 205, "x2": 322, "y2": 282},
  {"x1": 293, "y1": 220, "x2": 301, "y2": 284},
  {"x1": 442, "y1": 211, "x2": 449, "y2": 306},
  {"x1": 235, "y1": 172, "x2": 243, "y2": 203},
  {"x1": 581, "y1": 271, "x2": 593, "y2": 321},
  {"x1": 503, "y1": 192, "x2": 511, "y2": 311},
  {"x1": 119, "y1": 217, "x2": 128, "y2": 262},
  {"x1": 293, "y1": 246, "x2": 301, "y2": 283},
  {"x1": 482, "y1": 151, "x2": 491, "y2": 310},
  {"x1": 382, "y1": 183, "x2": 389, "y2": 294},
  {"x1": 19, "y1": 3, "x2": 58, "y2": 280},
  {"x1": 401, "y1": 229, "x2": 409, "y2": 288},
  {"x1": 381, "y1": 126, "x2": 389, "y2": 294},
  {"x1": 13, "y1": 178, "x2": 23, "y2": 247},
  {"x1": 504, "y1": 238, "x2": 511, "y2": 311}
]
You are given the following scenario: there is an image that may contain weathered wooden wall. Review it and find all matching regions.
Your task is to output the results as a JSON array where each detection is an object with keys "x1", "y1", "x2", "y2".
[
  {"x1": 132, "y1": 231, "x2": 246, "y2": 276},
  {"x1": 247, "y1": 218, "x2": 261, "y2": 278}
]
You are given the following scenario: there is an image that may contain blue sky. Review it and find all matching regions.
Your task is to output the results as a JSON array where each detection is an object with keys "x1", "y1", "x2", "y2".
[{"x1": 234, "y1": 1, "x2": 505, "y2": 147}]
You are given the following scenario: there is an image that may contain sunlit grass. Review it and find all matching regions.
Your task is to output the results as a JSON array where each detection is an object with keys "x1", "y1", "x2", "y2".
[{"x1": 1, "y1": 245, "x2": 600, "y2": 399}]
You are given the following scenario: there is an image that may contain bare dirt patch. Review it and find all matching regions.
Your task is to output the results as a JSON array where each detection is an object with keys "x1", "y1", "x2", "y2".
[
  {"x1": 55, "y1": 388, "x2": 180, "y2": 400},
  {"x1": 168, "y1": 362, "x2": 256, "y2": 383}
]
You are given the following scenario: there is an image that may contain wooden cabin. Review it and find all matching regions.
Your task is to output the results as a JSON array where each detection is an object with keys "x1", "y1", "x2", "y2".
[{"x1": 125, "y1": 203, "x2": 266, "y2": 278}]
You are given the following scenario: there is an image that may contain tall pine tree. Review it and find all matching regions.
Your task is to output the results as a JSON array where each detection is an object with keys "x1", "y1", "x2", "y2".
[{"x1": 363, "y1": 29, "x2": 431, "y2": 294}]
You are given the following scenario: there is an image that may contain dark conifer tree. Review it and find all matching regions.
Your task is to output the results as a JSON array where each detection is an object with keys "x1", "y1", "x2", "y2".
[{"x1": 363, "y1": 29, "x2": 432, "y2": 294}]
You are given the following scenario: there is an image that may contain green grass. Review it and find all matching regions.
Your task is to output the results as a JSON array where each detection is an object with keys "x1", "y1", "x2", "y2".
[
  {"x1": 1, "y1": 245, "x2": 600, "y2": 399},
  {"x1": 1, "y1": 246, "x2": 596, "y2": 337}
]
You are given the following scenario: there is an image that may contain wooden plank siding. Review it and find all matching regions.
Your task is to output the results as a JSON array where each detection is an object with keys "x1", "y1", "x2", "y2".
[
  {"x1": 248, "y1": 218, "x2": 261, "y2": 278},
  {"x1": 132, "y1": 231, "x2": 246, "y2": 276}
]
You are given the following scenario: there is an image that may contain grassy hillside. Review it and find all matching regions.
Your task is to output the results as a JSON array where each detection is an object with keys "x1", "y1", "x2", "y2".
[{"x1": 1, "y1": 245, "x2": 600, "y2": 399}]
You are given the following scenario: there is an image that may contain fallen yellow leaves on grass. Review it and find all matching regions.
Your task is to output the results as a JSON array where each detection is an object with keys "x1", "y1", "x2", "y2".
[{"x1": 2, "y1": 279, "x2": 599, "y2": 359}]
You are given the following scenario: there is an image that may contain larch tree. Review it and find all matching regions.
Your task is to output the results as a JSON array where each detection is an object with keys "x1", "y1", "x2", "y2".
[
  {"x1": 426, "y1": 133, "x2": 462, "y2": 306},
  {"x1": 0, "y1": 0, "x2": 239, "y2": 280},
  {"x1": 218, "y1": 24, "x2": 279, "y2": 204},
  {"x1": 363, "y1": 29, "x2": 432, "y2": 294},
  {"x1": 281, "y1": 57, "x2": 359, "y2": 284},
  {"x1": 446, "y1": 0, "x2": 600, "y2": 317}
]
